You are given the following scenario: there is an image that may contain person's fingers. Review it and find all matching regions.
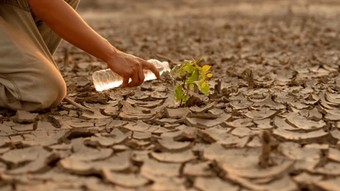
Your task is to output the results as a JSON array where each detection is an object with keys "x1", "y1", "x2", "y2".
[
  {"x1": 120, "y1": 76, "x2": 130, "y2": 88},
  {"x1": 138, "y1": 64, "x2": 145, "y2": 83},
  {"x1": 127, "y1": 68, "x2": 142, "y2": 87},
  {"x1": 142, "y1": 60, "x2": 161, "y2": 79}
]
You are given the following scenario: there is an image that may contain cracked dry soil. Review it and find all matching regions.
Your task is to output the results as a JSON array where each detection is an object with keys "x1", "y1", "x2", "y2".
[{"x1": 1, "y1": 0, "x2": 340, "y2": 190}]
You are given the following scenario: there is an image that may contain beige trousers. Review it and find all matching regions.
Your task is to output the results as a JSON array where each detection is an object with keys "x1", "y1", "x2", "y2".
[{"x1": 0, "y1": 0, "x2": 79, "y2": 111}]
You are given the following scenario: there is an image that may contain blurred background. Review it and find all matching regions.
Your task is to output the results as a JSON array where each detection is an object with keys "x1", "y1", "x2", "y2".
[{"x1": 78, "y1": 0, "x2": 340, "y2": 12}]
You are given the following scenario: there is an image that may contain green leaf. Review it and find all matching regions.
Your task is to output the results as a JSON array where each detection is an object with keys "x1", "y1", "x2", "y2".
[
  {"x1": 201, "y1": 65, "x2": 211, "y2": 73},
  {"x1": 176, "y1": 66, "x2": 185, "y2": 76},
  {"x1": 173, "y1": 59, "x2": 212, "y2": 105},
  {"x1": 186, "y1": 68, "x2": 199, "y2": 84},
  {"x1": 188, "y1": 83, "x2": 195, "y2": 91},
  {"x1": 175, "y1": 61, "x2": 188, "y2": 75},
  {"x1": 206, "y1": 73, "x2": 213, "y2": 78},
  {"x1": 175, "y1": 84, "x2": 185, "y2": 102},
  {"x1": 182, "y1": 94, "x2": 190, "y2": 103},
  {"x1": 183, "y1": 62, "x2": 195, "y2": 74},
  {"x1": 174, "y1": 84, "x2": 191, "y2": 105},
  {"x1": 197, "y1": 81, "x2": 210, "y2": 96}
]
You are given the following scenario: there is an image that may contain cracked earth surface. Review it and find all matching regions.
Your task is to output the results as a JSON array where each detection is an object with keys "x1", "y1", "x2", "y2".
[{"x1": 1, "y1": 0, "x2": 340, "y2": 190}]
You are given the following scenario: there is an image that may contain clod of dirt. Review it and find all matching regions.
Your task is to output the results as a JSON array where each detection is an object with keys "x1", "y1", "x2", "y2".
[
  {"x1": 245, "y1": 108, "x2": 277, "y2": 120},
  {"x1": 0, "y1": 145, "x2": 56, "y2": 176},
  {"x1": 157, "y1": 137, "x2": 192, "y2": 151},
  {"x1": 165, "y1": 107, "x2": 190, "y2": 119},
  {"x1": 225, "y1": 118, "x2": 254, "y2": 128},
  {"x1": 150, "y1": 177, "x2": 186, "y2": 191},
  {"x1": 273, "y1": 128, "x2": 328, "y2": 143},
  {"x1": 84, "y1": 136, "x2": 117, "y2": 147},
  {"x1": 119, "y1": 101, "x2": 156, "y2": 120},
  {"x1": 103, "y1": 170, "x2": 150, "y2": 188},
  {"x1": 194, "y1": 177, "x2": 239, "y2": 191},
  {"x1": 60, "y1": 151, "x2": 131, "y2": 175},
  {"x1": 293, "y1": 172, "x2": 322, "y2": 186},
  {"x1": 185, "y1": 113, "x2": 231, "y2": 128},
  {"x1": 150, "y1": 150, "x2": 196, "y2": 163},
  {"x1": 141, "y1": 159, "x2": 181, "y2": 179},
  {"x1": 286, "y1": 112, "x2": 326, "y2": 130},
  {"x1": 13, "y1": 110, "x2": 38, "y2": 124},
  {"x1": 1, "y1": 146, "x2": 44, "y2": 165},
  {"x1": 7, "y1": 148, "x2": 54, "y2": 174},
  {"x1": 183, "y1": 161, "x2": 213, "y2": 176},
  {"x1": 315, "y1": 176, "x2": 340, "y2": 191},
  {"x1": 11, "y1": 124, "x2": 34, "y2": 132},
  {"x1": 329, "y1": 148, "x2": 340, "y2": 162}
]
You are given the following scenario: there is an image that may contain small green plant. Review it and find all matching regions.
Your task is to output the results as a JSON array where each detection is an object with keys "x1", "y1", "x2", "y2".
[{"x1": 171, "y1": 58, "x2": 213, "y2": 106}]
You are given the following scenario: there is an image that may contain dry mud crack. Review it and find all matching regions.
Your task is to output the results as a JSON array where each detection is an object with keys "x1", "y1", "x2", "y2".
[{"x1": 1, "y1": 0, "x2": 340, "y2": 190}]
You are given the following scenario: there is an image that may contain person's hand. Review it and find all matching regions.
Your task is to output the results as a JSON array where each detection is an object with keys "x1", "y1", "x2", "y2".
[{"x1": 105, "y1": 50, "x2": 161, "y2": 88}]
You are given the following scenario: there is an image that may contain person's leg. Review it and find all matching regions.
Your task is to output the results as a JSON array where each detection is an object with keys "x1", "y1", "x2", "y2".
[
  {"x1": 34, "y1": 0, "x2": 80, "y2": 55},
  {"x1": 0, "y1": 3, "x2": 66, "y2": 111}
]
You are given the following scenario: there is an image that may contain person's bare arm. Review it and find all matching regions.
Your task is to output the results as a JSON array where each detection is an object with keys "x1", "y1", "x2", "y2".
[{"x1": 27, "y1": 0, "x2": 160, "y2": 87}]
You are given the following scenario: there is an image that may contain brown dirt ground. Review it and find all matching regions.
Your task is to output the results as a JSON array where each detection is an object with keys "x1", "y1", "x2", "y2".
[{"x1": 1, "y1": 0, "x2": 340, "y2": 190}]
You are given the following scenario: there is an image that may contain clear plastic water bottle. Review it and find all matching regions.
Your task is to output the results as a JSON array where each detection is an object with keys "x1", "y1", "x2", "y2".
[{"x1": 92, "y1": 59, "x2": 170, "y2": 91}]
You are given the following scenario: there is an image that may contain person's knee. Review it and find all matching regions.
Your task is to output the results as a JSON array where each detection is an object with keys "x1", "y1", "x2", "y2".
[
  {"x1": 0, "y1": 72, "x2": 66, "y2": 112},
  {"x1": 37, "y1": 72, "x2": 67, "y2": 109}
]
